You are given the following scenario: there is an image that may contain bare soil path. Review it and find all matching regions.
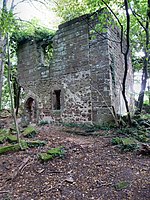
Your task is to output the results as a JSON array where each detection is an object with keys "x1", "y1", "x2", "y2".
[{"x1": 0, "y1": 125, "x2": 149, "y2": 200}]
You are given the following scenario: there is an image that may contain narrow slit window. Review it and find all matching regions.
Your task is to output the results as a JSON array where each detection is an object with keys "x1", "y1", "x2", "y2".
[{"x1": 53, "y1": 90, "x2": 61, "y2": 110}]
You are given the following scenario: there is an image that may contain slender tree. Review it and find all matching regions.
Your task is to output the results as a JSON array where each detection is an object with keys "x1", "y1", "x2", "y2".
[{"x1": 136, "y1": 0, "x2": 150, "y2": 112}]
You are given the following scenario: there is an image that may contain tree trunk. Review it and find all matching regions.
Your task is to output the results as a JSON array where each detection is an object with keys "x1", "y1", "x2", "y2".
[
  {"x1": 0, "y1": 0, "x2": 8, "y2": 109},
  {"x1": 137, "y1": 0, "x2": 150, "y2": 112},
  {"x1": 0, "y1": 35, "x2": 5, "y2": 110},
  {"x1": 13, "y1": 77, "x2": 21, "y2": 116},
  {"x1": 122, "y1": 0, "x2": 132, "y2": 126},
  {"x1": 7, "y1": 33, "x2": 21, "y2": 146}
]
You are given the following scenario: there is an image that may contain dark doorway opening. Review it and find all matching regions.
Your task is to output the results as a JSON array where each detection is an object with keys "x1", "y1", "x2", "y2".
[
  {"x1": 53, "y1": 90, "x2": 61, "y2": 110},
  {"x1": 25, "y1": 97, "x2": 36, "y2": 122}
]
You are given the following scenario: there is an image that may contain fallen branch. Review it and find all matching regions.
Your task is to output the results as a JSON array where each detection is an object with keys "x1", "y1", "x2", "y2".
[
  {"x1": 0, "y1": 190, "x2": 11, "y2": 194},
  {"x1": 11, "y1": 157, "x2": 30, "y2": 180}
]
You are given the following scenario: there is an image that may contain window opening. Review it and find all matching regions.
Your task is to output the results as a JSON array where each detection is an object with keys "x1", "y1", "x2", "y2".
[{"x1": 53, "y1": 90, "x2": 61, "y2": 110}]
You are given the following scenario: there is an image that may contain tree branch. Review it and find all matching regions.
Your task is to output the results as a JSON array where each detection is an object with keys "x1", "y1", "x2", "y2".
[
  {"x1": 129, "y1": 6, "x2": 146, "y2": 32},
  {"x1": 101, "y1": 0, "x2": 124, "y2": 53}
]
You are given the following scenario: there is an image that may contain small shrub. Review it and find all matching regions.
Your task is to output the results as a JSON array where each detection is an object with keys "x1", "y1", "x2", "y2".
[
  {"x1": 112, "y1": 137, "x2": 139, "y2": 152},
  {"x1": 111, "y1": 137, "x2": 122, "y2": 145}
]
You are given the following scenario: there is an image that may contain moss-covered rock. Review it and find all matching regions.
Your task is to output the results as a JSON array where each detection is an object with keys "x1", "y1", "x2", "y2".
[
  {"x1": 0, "y1": 139, "x2": 46, "y2": 155},
  {"x1": 39, "y1": 153, "x2": 53, "y2": 162},
  {"x1": 0, "y1": 144, "x2": 21, "y2": 155},
  {"x1": 7, "y1": 134, "x2": 18, "y2": 143},
  {"x1": 39, "y1": 146, "x2": 65, "y2": 162},
  {"x1": 27, "y1": 140, "x2": 46, "y2": 148},
  {"x1": 47, "y1": 146, "x2": 65, "y2": 157},
  {"x1": 22, "y1": 126, "x2": 37, "y2": 138}
]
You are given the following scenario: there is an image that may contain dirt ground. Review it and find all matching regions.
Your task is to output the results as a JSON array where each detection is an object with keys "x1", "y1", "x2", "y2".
[{"x1": 0, "y1": 125, "x2": 149, "y2": 200}]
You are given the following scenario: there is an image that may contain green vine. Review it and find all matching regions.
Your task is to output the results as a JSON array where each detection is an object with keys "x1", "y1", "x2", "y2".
[{"x1": 10, "y1": 21, "x2": 56, "y2": 49}]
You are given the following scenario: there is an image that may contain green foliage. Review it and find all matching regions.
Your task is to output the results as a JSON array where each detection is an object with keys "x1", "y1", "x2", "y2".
[
  {"x1": 141, "y1": 113, "x2": 150, "y2": 120},
  {"x1": 112, "y1": 115, "x2": 150, "y2": 152},
  {"x1": 0, "y1": 128, "x2": 9, "y2": 135},
  {"x1": 53, "y1": 0, "x2": 88, "y2": 21},
  {"x1": 111, "y1": 137, "x2": 122, "y2": 145},
  {"x1": 0, "y1": 9, "x2": 16, "y2": 35},
  {"x1": 11, "y1": 20, "x2": 55, "y2": 47},
  {"x1": 112, "y1": 136, "x2": 139, "y2": 152}
]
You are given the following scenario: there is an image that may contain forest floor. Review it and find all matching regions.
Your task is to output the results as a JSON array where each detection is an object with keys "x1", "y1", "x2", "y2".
[{"x1": 0, "y1": 120, "x2": 149, "y2": 200}]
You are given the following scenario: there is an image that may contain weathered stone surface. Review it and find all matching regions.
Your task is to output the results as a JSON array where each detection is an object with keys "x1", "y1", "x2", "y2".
[{"x1": 17, "y1": 9, "x2": 134, "y2": 124}]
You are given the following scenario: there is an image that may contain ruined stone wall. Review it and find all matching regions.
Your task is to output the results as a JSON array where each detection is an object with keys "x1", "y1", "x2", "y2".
[
  {"x1": 107, "y1": 25, "x2": 134, "y2": 116},
  {"x1": 17, "y1": 10, "x2": 134, "y2": 124},
  {"x1": 41, "y1": 15, "x2": 93, "y2": 122},
  {"x1": 88, "y1": 14, "x2": 112, "y2": 123}
]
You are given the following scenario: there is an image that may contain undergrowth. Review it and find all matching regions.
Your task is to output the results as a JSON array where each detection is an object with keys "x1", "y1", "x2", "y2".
[{"x1": 112, "y1": 114, "x2": 150, "y2": 152}]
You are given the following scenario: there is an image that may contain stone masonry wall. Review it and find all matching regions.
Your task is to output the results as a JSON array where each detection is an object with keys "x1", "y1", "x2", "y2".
[
  {"x1": 107, "y1": 25, "x2": 134, "y2": 116},
  {"x1": 17, "y1": 10, "x2": 134, "y2": 124}
]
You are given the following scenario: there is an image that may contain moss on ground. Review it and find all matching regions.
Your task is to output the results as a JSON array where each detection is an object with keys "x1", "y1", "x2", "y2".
[
  {"x1": 22, "y1": 126, "x2": 38, "y2": 138},
  {"x1": 39, "y1": 146, "x2": 65, "y2": 162},
  {"x1": 0, "y1": 144, "x2": 21, "y2": 154},
  {"x1": 39, "y1": 153, "x2": 53, "y2": 162},
  {"x1": 7, "y1": 134, "x2": 18, "y2": 143},
  {"x1": 115, "y1": 181, "x2": 130, "y2": 190},
  {"x1": 0, "y1": 140, "x2": 46, "y2": 155},
  {"x1": 47, "y1": 146, "x2": 64, "y2": 156},
  {"x1": 27, "y1": 140, "x2": 46, "y2": 148}
]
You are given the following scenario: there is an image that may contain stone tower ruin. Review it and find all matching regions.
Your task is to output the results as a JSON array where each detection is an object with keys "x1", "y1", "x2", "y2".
[{"x1": 17, "y1": 9, "x2": 134, "y2": 124}]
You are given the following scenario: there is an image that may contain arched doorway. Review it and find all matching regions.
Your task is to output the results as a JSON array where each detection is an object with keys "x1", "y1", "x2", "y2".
[{"x1": 25, "y1": 97, "x2": 37, "y2": 123}]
